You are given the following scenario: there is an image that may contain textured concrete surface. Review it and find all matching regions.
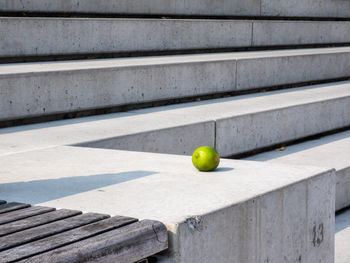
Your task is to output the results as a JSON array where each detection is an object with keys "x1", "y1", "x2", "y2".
[
  {"x1": 261, "y1": 0, "x2": 350, "y2": 18},
  {"x1": 0, "y1": 110, "x2": 216, "y2": 156},
  {"x1": 235, "y1": 47, "x2": 350, "y2": 91},
  {"x1": 2, "y1": 18, "x2": 350, "y2": 57},
  {"x1": 246, "y1": 130, "x2": 350, "y2": 211},
  {"x1": 0, "y1": 146, "x2": 335, "y2": 263},
  {"x1": 1, "y1": 0, "x2": 350, "y2": 17},
  {"x1": 0, "y1": 81, "x2": 350, "y2": 157},
  {"x1": 252, "y1": 20, "x2": 350, "y2": 46},
  {"x1": 0, "y1": 54, "x2": 238, "y2": 121},
  {"x1": 336, "y1": 208, "x2": 350, "y2": 263},
  {"x1": 0, "y1": 0, "x2": 261, "y2": 16},
  {"x1": 0, "y1": 18, "x2": 251, "y2": 57},
  {"x1": 1, "y1": 47, "x2": 350, "y2": 121}
]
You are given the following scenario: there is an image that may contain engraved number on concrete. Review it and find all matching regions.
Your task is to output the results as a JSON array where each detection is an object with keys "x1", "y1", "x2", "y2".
[{"x1": 312, "y1": 223, "x2": 324, "y2": 247}]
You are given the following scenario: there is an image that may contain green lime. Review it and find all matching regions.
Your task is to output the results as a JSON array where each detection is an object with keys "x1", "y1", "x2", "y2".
[{"x1": 192, "y1": 146, "x2": 220, "y2": 172}]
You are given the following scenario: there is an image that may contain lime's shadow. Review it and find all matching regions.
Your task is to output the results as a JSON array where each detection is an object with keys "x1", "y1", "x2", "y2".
[{"x1": 213, "y1": 167, "x2": 234, "y2": 172}]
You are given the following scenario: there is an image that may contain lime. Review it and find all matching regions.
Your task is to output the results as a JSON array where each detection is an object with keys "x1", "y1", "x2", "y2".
[{"x1": 192, "y1": 146, "x2": 220, "y2": 172}]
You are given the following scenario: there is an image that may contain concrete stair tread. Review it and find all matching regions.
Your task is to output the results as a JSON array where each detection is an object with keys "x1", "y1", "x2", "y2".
[
  {"x1": 246, "y1": 130, "x2": 350, "y2": 211},
  {"x1": 1, "y1": 80, "x2": 350, "y2": 157},
  {"x1": 336, "y1": 208, "x2": 350, "y2": 263},
  {"x1": 2, "y1": 17, "x2": 350, "y2": 58},
  {"x1": 246, "y1": 130, "x2": 350, "y2": 171},
  {"x1": 0, "y1": 145, "x2": 329, "y2": 221},
  {"x1": 2, "y1": 47, "x2": 350, "y2": 75},
  {"x1": 0, "y1": 145, "x2": 335, "y2": 262}
]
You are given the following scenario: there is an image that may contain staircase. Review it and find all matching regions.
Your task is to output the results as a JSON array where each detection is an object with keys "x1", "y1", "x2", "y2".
[{"x1": 1, "y1": 0, "x2": 350, "y2": 262}]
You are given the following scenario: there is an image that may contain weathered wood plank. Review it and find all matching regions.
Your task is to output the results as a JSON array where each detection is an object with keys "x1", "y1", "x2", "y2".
[
  {"x1": 0, "y1": 209, "x2": 82, "y2": 237},
  {"x1": 20, "y1": 220, "x2": 168, "y2": 263},
  {"x1": 0, "y1": 206, "x2": 55, "y2": 225},
  {"x1": 0, "y1": 213, "x2": 109, "y2": 252},
  {"x1": 0, "y1": 201, "x2": 6, "y2": 205},
  {"x1": 0, "y1": 216, "x2": 137, "y2": 262},
  {"x1": 0, "y1": 202, "x2": 30, "y2": 214}
]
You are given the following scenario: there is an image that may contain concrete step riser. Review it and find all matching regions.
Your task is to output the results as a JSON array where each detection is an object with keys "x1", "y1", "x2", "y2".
[
  {"x1": 1, "y1": 0, "x2": 350, "y2": 17},
  {"x1": 1, "y1": 82, "x2": 349, "y2": 158},
  {"x1": 79, "y1": 95, "x2": 350, "y2": 157},
  {"x1": 217, "y1": 98, "x2": 350, "y2": 156},
  {"x1": 2, "y1": 18, "x2": 350, "y2": 58},
  {"x1": 261, "y1": 0, "x2": 350, "y2": 18},
  {"x1": 246, "y1": 130, "x2": 350, "y2": 212},
  {"x1": 1, "y1": 48, "x2": 350, "y2": 121},
  {"x1": 78, "y1": 122, "x2": 216, "y2": 156},
  {"x1": 337, "y1": 168, "x2": 350, "y2": 211}
]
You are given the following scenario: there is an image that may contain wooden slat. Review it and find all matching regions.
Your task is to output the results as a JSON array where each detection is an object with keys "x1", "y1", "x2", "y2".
[
  {"x1": 0, "y1": 209, "x2": 82, "y2": 237},
  {"x1": 0, "y1": 206, "x2": 55, "y2": 225},
  {"x1": 0, "y1": 202, "x2": 30, "y2": 214},
  {"x1": 0, "y1": 216, "x2": 137, "y2": 262},
  {"x1": 0, "y1": 201, "x2": 6, "y2": 205},
  {"x1": 0, "y1": 213, "x2": 109, "y2": 252},
  {"x1": 20, "y1": 220, "x2": 168, "y2": 263}
]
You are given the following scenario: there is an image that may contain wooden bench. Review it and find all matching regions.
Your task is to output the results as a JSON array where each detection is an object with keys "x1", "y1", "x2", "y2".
[{"x1": 0, "y1": 200, "x2": 168, "y2": 263}]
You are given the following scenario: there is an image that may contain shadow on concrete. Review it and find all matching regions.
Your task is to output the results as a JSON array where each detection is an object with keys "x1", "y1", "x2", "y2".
[
  {"x1": 2, "y1": 82, "x2": 343, "y2": 135},
  {"x1": 0, "y1": 171, "x2": 156, "y2": 205},
  {"x1": 0, "y1": 111, "x2": 137, "y2": 135},
  {"x1": 336, "y1": 207, "x2": 350, "y2": 233},
  {"x1": 212, "y1": 167, "x2": 234, "y2": 172}
]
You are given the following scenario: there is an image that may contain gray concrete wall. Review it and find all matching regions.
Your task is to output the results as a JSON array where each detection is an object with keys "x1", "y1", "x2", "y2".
[
  {"x1": 336, "y1": 167, "x2": 350, "y2": 211},
  {"x1": 261, "y1": 0, "x2": 350, "y2": 18},
  {"x1": 0, "y1": 0, "x2": 261, "y2": 16},
  {"x1": 236, "y1": 49, "x2": 350, "y2": 90},
  {"x1": 216, "y1": 97, "x2": 350, "y2": 156},
  {"x1": 252, "y1": 20, "x2": 350, "y2": 46},
  {"x1": 1, "y1": 18, "x2": 350, "y2": 58},
  {"x1": 169, "y1": 172, "x2": 335, "y2": 263},
  {"x1": 246, "y1": 130, "x2": 350, "y2": 212},
  {"x1": 1, "y1": 0, "x2": 350, "y2": 17},
  {"x1": 1, "y1": 47, "x2": 350, "y2": 122}
]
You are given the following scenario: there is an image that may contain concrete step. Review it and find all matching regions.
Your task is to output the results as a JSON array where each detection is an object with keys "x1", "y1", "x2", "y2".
[
  {"x1": 336, "y1": 208, "x2": 350, "y2": 263},
  {"x1": 2, "y1": 17, "x2": 350, "y2": 58},
  {"x1": 1, "y1": 0, "x2": 350, "y2": 18},
  {"x1": 1, "y1": 47, "x2": 350, "y2": 122},
  {"x1": 1, "y1": 81, "x2": 349, "y2": 158},
  {"x1": 0, "y1": 146, "x2": 335, "y2": 262},
  {"x1": 246, "y1": 130, "x2": 350, "y2": 212},
  {"x1": 262, "y1": 0, "x2": 350, "y2": 19}
]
